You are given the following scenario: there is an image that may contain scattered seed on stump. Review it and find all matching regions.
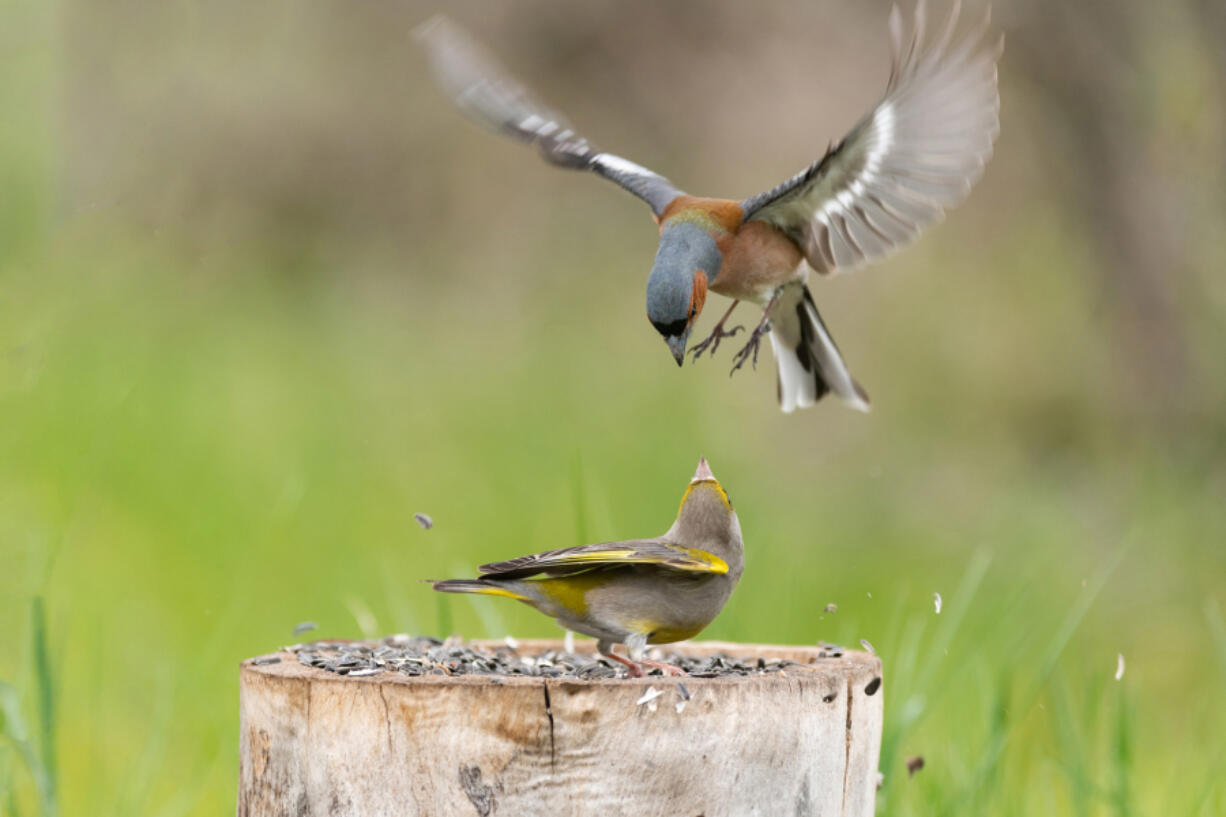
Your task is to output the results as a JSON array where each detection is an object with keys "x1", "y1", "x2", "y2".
[{"x1": 272, "y1": 636, "x2": 832, "y2": 679}]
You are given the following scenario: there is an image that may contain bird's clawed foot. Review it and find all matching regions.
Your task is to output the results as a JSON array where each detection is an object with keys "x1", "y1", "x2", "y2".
[
  {"x1": 729, "y1": 320, "x2": 770, "y2": 375},
  {"x1": 689, "y1": 301, "x2": 744, "y2": 362},
  {"x1": 600, "y1": 649, "x2": 686, "y2": 677},
  {"x1": 690, "y1": 323, "x2": 744, "y2": 362},
  {"x1": 639, "y1": 658, "x2": 686, "y2": 676},
  {"x1": 602, "y1": 648, "x2": 647, "y2": 677},
  {"x1": 690, "y1": 323, "x2": 743, "y2": 362}
]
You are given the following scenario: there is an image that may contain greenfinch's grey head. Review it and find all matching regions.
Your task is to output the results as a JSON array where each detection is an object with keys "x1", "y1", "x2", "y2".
[{"x1": 663, "y1": 457, "x2": 742, "y2": 574}]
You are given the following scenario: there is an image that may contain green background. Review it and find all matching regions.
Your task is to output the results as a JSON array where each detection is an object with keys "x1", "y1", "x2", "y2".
[{"x1": 2, "y1": 0, "x2": 1224, "y2": 814}]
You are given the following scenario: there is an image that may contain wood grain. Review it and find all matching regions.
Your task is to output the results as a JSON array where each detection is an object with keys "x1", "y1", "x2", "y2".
[{"x1": 237, "y1": 640, "x2": 883, "y2": 816}]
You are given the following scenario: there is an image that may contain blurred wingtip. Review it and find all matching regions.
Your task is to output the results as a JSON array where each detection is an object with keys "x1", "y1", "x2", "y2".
[
  {"x1": 850, "y1": 381, "x2": 873, "y2": 413},
  {"x1": 412, "y1": 13, "x2": 450, "y2": 43}
]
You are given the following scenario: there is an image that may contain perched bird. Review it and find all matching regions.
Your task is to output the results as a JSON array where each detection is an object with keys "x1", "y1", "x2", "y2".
[
  {"x1": 431, "y1": 457, "x2": 743, "y2": 676},
  {"x1": 417, "y1": 2, "x2": 1002, "y2": 412}
]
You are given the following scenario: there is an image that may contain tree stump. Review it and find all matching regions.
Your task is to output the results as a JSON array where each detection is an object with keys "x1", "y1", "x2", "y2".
[{"x1": 237, "y1": 639, "x2": 883, "y2": 816}]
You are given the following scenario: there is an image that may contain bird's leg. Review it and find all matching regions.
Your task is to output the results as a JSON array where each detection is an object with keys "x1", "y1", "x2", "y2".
[
  {"x1": 689, "y1": 300, "x2": 743, "y2": 362},
  {"x1": 729, "y1": 293, "x2": 779, "y2": 376},
  {"x1": 639, "y1": 658, "x2": 686, "y2": 676},
  {"x1": 598, "y1": 639, "x2": 645, "y2": 677},
  {"x1": 606, "y1": 651, "x2": 646, "y2": 678}
]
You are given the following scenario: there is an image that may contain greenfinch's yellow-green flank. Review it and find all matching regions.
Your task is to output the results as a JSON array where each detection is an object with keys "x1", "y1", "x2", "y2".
[{"x1": 432, "y1": 458, "x2": 743, "y2": 676}]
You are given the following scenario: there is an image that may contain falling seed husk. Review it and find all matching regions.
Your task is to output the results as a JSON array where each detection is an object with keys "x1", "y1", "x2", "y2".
[
  {"x1": 824, "y1": 603, "x2": 838, "y2": 613},
  {"x1": 414, "y1": 513, "x2": 434, "y2": 530},
  {"x1": 293, "y1": 621, "x2": 318, "y2": 637},
  {"x1": 906, "y1": 756, "x2": 925, "y2": 776},
  {"x1": 636, "y1": 687, "x2": 664, "y2": 706},
  {"x1": 860, "y1": 639, "x2": 876, "y2": 655},
  {"x1": 933, "y1": 592, "x2": 943, "y2": 614}
]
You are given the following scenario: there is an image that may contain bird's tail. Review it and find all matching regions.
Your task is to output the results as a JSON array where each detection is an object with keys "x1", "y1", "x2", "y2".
[
  {"x1": 430, "y1": 579, "x2": 528, "y2": 601},
  {"x1": 767, "y1": 283, "x2": 871, "y2": 413}
]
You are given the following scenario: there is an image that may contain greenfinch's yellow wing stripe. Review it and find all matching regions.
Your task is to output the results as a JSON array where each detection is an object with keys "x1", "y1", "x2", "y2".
[
  {"x1": 478, "y1": 541, "x2": 728, "y2": 579},
  {"x1": 660, "y1": 546, "x2": 729, "y2": 574}
]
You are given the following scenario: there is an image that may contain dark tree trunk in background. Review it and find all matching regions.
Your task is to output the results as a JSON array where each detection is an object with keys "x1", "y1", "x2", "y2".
[{"x1": 1007, "y1": 0, "x2": 1192, "y2": 414}]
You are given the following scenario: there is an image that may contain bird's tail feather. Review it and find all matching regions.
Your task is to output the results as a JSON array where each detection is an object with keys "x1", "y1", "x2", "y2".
[
  {"x1": 767, "y1": 283, "x2": 870, "y2": 414},
  {"x1": 430, "y1": 579, "x2": 528, "y2": 601}
]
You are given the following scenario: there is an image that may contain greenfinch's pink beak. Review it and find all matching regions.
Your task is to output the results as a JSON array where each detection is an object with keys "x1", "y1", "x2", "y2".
[{"x1": 691, "y1": 456, "x2": 714, "y2": 482}]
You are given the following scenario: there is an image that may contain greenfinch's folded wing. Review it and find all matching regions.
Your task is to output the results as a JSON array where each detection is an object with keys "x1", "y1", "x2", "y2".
[
  {"x1": 416, "y1": 16, "x2": 684, "y2": 217},
  {"x1": 740, "y1": 0, "x2": 1002, "y2": 275},
  {"x1": 478, "y1": 541, "x2": 729, "y2": 580}
]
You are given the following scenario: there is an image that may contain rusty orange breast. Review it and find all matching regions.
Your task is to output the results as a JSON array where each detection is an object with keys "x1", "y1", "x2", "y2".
[{"x1": 711, "y1": 221, "x2": 806, "y2": 302}]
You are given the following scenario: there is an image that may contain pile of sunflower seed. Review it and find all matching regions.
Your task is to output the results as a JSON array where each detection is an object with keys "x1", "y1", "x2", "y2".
[{"x1": 272, "y1": 635, "x2": 818, "y2": 679}]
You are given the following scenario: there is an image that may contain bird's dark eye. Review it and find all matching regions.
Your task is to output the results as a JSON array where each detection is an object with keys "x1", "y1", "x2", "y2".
[{"x1": 651, "y1": 319, "x2": 688, "y2": 338}]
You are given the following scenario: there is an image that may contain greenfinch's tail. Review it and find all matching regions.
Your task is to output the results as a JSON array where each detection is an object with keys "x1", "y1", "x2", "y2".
[{"x1": 430, "y1": 578, "x2": 529, "y2": 601}]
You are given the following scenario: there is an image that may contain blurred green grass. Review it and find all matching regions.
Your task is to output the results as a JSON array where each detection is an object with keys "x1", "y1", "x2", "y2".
[{"x1": 3, "y1": 0, "x2": 1226, "y2": 814}]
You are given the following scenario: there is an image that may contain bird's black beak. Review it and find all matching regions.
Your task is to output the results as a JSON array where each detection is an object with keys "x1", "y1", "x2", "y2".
[{"x1": 666, "y1": 334, "x2": 687, "y2": 367}]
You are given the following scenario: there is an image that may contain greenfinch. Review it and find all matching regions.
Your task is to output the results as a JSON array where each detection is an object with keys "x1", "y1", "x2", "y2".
[{"x1": 431, "y1": 457, "x2": 743, "y2": 676}]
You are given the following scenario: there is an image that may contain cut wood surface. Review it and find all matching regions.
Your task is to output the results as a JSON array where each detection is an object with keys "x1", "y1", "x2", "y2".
[{"x1": 237, "y1": 639, "x2": 883, "y2": 817}]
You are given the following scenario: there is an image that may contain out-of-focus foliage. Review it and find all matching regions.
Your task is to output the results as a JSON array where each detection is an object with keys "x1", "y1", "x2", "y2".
[{"x1": 1, "y1": 0, "x2": 1223, "y2": 814}]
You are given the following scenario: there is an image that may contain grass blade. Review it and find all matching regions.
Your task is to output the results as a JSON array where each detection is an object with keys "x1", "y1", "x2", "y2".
[
  {"x1": 570, "y1": 452, "x2": 589, "y2": 545},
  {"x1": 0, "y1": 680, "x2": 48, "y2": 815},
  {"x1": 1206, "y1": 598, "x2": 1226, "y2": 680},
  {"x1": 940, "y1": 546, "x2": 1127, "y2": 816},
  {"x1": 29, "y1": 598, "x2": 54, "y2": 817}
]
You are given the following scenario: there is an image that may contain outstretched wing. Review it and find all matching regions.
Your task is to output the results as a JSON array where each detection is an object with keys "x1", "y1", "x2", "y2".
[
  {"x1": 478, "y1": 540, "x2": 729, "y2": 580},
  {"x1": 416, "y1": 16, "x2": 684, "y2": 217},
  {"x1": 741, "y1": 0, "x2": 1002, "y2": 275}
]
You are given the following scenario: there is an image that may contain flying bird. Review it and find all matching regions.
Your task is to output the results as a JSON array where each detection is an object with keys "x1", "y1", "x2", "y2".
[
  {"x1": 417, "y1": 1, "x2": 1001, "y2": 412},
  {"x1": 431, "y1": 457, "x2": 743, "y2": 676}
]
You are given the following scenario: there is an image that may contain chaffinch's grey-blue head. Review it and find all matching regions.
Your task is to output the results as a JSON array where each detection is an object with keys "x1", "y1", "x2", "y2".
[{"x1": 646, "y1": 221, "x2": 722, "y2": 365}]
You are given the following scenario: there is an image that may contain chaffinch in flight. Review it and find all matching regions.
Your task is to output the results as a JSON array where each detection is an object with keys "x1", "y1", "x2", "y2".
[
  {"x1": 432, "y1": 457, "x2": 743, "y2": 676},
  {"x1": 418, "y1": 1, "x2": 1002, "y2": 413}
]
